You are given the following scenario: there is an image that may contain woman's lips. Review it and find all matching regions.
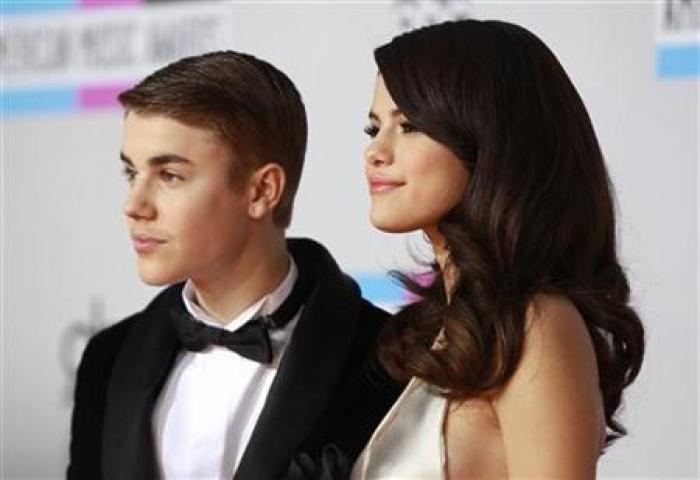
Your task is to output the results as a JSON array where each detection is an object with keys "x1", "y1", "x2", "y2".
[
  {"x1": 368, "y1": 178, "x2": 405, "y2": 194},
  {"x1": 132, "y1": 234, "x2": 166, "y2": 254}
]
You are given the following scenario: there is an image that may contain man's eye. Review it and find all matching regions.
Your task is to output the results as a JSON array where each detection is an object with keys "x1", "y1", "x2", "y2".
[
  {"x1": 160, "y1": 171, "x2": 184, "y2": 183},
  {"x1": 400, "y1": 122, "x2": 420, "y2": 134},
  {"x1": 363, "y1": 124, "x2": 379, "y2": 138},
  {"x1": 122, "y1": 166, "x2": 136, "y2": 182}
]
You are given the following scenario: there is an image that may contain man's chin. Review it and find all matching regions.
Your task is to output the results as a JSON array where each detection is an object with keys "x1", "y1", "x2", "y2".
[{"x1": 137, "y1": 266, "x2": 187, "y2": 286}]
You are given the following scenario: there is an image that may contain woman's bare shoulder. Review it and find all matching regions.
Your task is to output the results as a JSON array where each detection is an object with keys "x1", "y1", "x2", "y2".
[{"x1": 488, "y1": 293, "x2": 603, "y2": 478}]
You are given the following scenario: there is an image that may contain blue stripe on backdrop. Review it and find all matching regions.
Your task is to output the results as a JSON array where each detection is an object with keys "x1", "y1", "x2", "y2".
[
  {"x1": 658, "y1": 44, "x2": 700, "y2": 78},
  {"x1": 0, "y1": 0, "x2": 77, "y2": 15},
  {"x1": 1, "y1": 87, "x2": 78, "y2": 116},
  {"x1": 352, "y1": 273, "x2": 406, "y2": 305}
]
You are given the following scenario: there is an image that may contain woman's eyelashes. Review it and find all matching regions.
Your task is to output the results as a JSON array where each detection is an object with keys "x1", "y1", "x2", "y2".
[
  {"x1": 363, "y1": 121, "x2": 420, "y2": 138},
  {"x1": 364, "y1": 124, "x2": 379, "y2": 138}
]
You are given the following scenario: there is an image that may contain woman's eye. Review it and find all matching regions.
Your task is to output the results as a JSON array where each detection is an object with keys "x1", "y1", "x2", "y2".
[
  {"x1": 400, "y1": 122, "x2": 420, "y2": 134},
  {"x1": 363, "y1": 124, "x2": 379, "y2": 138}
]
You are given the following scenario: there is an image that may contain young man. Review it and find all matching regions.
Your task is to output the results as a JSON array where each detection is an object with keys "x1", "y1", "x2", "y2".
[{"x1": 67, "y1": 51, "x2": 402, "y2": 480}]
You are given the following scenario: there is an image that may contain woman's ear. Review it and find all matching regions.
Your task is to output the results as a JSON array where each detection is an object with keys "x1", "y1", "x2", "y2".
[{"x1": 248, "y1": 163, "x2": 286, "y2": 220}]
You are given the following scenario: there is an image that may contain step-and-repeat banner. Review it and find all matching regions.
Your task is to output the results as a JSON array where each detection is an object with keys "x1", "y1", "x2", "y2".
[{"x1": 2, "y1": 0, "x2": 698, "y2": 478}]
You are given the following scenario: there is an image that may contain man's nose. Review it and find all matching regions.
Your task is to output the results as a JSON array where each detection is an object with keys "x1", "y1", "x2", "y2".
[{"x1": 123, "y1": 180, "x2": 156, "y2": 221}]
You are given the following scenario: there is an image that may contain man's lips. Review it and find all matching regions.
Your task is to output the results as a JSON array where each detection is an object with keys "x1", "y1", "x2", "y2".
[
  {"x1": 368, "y1": 177, "x2": 405, "y2": 194},
  {"x1": 131, "y1": 234, "x2": 167, "y2": 253}
]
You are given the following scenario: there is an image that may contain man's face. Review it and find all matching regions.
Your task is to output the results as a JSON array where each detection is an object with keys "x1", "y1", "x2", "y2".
[{"x1": 121, "y1": 111, "x2": 252, "y2": 286}]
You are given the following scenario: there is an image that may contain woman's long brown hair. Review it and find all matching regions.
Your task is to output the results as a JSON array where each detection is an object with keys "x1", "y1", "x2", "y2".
[{"x1": 374, "y1": 19, "x2": 645, "y2": 446}]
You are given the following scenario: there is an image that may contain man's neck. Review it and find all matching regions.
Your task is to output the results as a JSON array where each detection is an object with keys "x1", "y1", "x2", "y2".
[{"x1": 190, "y1": 233, "x2": 290, "y2": 326}]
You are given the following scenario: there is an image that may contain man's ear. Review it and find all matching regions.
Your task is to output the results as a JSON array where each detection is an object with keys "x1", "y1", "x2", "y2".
[{"x1": 247, "y1": 163, "x2": 286, "y2": 220}]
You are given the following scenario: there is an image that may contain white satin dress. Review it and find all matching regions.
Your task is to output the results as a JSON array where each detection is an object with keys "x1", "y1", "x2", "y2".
[
  {"x1": 350, "y1": 377, "x2": 448, "y2": 479},
  {"x1": 351, "y1": 377, "x2": 608, "y2": 479}
]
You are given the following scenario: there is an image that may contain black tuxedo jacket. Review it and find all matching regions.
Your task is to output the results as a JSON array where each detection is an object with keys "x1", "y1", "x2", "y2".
[{"x1": 67, "y1": 238, "x2": 403, "y2": 480}]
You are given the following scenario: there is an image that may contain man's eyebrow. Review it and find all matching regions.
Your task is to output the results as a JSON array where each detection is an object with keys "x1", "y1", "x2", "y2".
[
  {"x1": 119, "y1": 152, "x2": 192, "y2": 167},
  {"x1": 120, "y1": 152, "x2": 133, "y2": 166},
  {"x1": 368, "y1": 108, "x2": 403, "y2": 121}
]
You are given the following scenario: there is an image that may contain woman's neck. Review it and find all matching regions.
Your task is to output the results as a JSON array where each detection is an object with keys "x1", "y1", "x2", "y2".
[{"x1": 424, "y1": 226, "x2": 456, "y2": 302}]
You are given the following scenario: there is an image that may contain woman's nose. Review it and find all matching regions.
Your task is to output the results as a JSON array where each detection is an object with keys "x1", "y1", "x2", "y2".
[{"x1": 365, "y1": 137, "x2": 393, "y2": 168}]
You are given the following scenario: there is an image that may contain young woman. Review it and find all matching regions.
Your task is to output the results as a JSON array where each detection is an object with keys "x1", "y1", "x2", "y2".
[{"x1": 352, "y1": 19, "x2": 645, "y2": 479}]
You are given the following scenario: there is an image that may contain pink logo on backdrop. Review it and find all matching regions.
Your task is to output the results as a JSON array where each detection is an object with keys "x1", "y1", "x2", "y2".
[
  {"x1": 405, "y1": 271, "x2": 436, "y2": 304},
  {"x1": 79, "y1": 82, "x2": 133, "y2": 111},
  {"x1": 79, "y1": 0, "x2": 140, "y2": 111}
]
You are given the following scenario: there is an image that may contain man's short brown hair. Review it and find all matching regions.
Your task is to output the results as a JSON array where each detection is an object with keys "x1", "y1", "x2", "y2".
[{"x1": 118, "y1": 51, "x2": 307, "y2": 228}]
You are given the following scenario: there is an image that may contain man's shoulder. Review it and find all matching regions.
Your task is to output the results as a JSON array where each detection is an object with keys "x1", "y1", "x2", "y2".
[
  {"x1": 359, "y1": 298, "x2": 390, "y2": 321},
  {"x1": 83, "y1": 283, "x2": 183, "y2": 362},
  {"x1": 85, "y1": 311, "x2": 140, "y2": 359},
  {"x1": 354, "y1": 298, "x2": 390, "y2": 341},
  {"x1": 294, "y1": 238, "x2": 393, "y2": 347}
]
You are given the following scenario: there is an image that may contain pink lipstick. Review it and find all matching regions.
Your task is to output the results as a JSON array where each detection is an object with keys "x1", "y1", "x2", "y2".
[{"x1": 368, "y1": 177, "x2": 405, "y2": 194}]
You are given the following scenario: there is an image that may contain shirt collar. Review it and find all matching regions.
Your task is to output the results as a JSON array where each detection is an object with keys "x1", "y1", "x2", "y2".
[{"x1": 181, "y1": 257, "x2": 299, "y2": 332}]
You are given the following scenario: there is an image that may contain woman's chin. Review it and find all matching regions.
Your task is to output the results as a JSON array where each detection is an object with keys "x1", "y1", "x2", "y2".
[{"x1": 369, "y1": 212, "x2": 418, "y2": 234}]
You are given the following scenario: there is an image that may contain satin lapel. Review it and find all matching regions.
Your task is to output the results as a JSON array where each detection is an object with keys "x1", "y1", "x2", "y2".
[
  {"x1": 102, "y1": 285, "x2": 183, "y2": 480},
  {"x1": 235, "y1": 240, "x2": 362, "y2": 479}
]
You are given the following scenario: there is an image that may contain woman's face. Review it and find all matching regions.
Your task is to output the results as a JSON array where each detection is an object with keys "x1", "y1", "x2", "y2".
[{"x1": 365, "y1": 76, "x2": 470, "y2": 236}]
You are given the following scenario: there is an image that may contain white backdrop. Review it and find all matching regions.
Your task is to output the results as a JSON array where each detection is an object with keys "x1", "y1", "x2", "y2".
[{"x1": 2, "y1": 1, "x2": 698, "y2": 478}]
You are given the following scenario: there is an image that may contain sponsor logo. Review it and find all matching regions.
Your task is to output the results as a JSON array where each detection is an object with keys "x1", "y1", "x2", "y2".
[
  {"x1": 1, "y1": 0, "x2": 235, "y2": 115},
  {"x1": 657, "y1": 0, "x2": 700, "y2": 78}
]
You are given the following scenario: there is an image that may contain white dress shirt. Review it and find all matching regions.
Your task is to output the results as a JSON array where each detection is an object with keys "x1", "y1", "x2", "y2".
[{"x1": 153, "y1": 259, "x2": 300, "y2": 480}]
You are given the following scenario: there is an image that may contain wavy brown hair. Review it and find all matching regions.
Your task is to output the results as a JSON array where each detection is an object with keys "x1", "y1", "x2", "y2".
[{"x1": 374, "y1": 19, "x2": 645, "y2": 446}]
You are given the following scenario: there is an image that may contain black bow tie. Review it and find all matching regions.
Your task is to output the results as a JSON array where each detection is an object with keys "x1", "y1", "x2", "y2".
[{"x1": 172, "y1": 265, "x2": 312, "y2": 364}]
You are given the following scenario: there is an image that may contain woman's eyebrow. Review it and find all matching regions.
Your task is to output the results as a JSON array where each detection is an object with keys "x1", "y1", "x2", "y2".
[{"x1": 368, "y1": 108, "x2": 403, "y2": 121}]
